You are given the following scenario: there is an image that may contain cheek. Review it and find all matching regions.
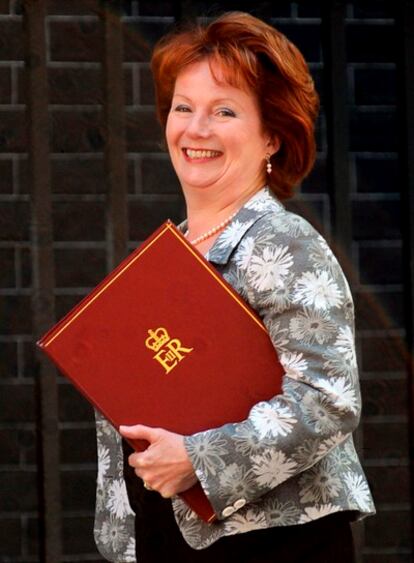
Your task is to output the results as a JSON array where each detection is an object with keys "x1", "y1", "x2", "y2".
[
  {"x1": 232, "y1": 134, "x2": 266, "y2": 161},
  {"x1": 165, "y1": 118, "x2": 174, "y2": 150},
  {"x1": 246, "y1": 130, "x2": 268, "y2": 159},
  {"x1": 227, "y1": 121, "x2": 265, "y2": 153},
  {"x1": 165, "y1": 116, "x2": 181, "y2": 150}
]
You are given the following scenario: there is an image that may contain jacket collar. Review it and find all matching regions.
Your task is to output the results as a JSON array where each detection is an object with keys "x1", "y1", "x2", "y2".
[{"x1": 178, "y1": 187, "x2": 284, "y2": 265}]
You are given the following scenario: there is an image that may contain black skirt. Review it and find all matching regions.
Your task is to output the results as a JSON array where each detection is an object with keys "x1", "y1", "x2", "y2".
[{"x1": 122, "y1": 440, "x2": 356, "y2": 563}]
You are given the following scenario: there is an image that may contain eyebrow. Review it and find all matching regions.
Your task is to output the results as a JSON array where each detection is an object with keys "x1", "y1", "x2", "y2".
[{"x1": 172, "y1": 94, "x2": 242, "y2": 106}]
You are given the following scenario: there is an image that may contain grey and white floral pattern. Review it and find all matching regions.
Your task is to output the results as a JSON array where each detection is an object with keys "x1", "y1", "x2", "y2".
[
  {"x1": 185, "y1": 432, "x2": 227, "y2": 477},
  {"x1": 94, "y1": 187, "x2": 375, "y2": 559},
  {"x1": 223, "y1": 508, "x2": 267, "y2": 534},
  {"x1": 308, "y1": 237, "x2": 339, "y2": 275},
  {"x1": 265, "y1": 499, "x2": 302, "y2": 526},
  {"x1": 94, "y1": 412, "x2": 136, "y2": 562},
  {"x1": 251, "y1": 449, "x2": 297, "y2": 488},
  {"x1": 233, "y1": 423, "x2": 274, "y2": 455},
  {"x1": 289, "y1": 307, "x2": 336, "y2": 345},
  {"x1": 344, "y1": 472, "x2": 374, "y2": 511},
  {"x1": 298, "y1": 458, "x2": 343, "y2": 504},
  {"x1": 218, "y1": 463, "x2": 257, "y2": 499}
]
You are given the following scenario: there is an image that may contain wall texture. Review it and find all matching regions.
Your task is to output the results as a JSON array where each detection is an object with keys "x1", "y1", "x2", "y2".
[{"x1": 0, "y1": 1, "x2": 412, "y2": 561}]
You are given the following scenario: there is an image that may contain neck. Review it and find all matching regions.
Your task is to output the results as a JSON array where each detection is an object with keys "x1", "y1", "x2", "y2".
[{"x1": 183, "y1": 178, "x2": 265, "y2": 236}]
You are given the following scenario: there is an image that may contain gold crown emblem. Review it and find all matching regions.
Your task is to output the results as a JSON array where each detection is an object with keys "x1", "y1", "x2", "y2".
[{"x1": 145, "y1": 327, "x2": 170, "y2": 352}]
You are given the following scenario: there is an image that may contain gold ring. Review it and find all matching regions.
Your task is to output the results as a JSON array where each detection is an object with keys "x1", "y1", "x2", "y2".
[{"x1": 143, "y1": 481, "x2": 153, "y2": 491}]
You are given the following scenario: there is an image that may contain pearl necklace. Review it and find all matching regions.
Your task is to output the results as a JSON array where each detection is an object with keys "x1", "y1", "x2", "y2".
[{"x1": 185, "y1": 210, "x2": 238, "y2": 245}]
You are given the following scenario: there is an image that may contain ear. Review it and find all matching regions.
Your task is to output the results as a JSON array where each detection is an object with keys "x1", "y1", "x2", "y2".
[{"x1": 266, "y1": 135, "x2": 280, "y2": 156}]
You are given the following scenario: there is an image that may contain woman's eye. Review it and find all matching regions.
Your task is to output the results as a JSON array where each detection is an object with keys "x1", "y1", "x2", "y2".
[
  {"x1": 217, "y1": 108, "x2": 236, "y2": 117},
  {"x1": 173, "y1": 105, "x2": 191, "y2": 113}
]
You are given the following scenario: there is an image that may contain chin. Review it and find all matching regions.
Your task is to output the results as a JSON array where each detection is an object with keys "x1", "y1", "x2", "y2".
[{"x1": 180, "y1": 175, "x2": 221, "y2": 190}]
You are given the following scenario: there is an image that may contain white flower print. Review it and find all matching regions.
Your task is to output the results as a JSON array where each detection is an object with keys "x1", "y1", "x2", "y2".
[
  {"x1": 235, "y1": 236, "x2": 255, "y2": 270},
  {"x1": 316, "y1": 377, "x2": 359, "y2": 415},
  {"x1": 344, "y1": 472, "x2": 373, "y2": 511},
  {"x1": 266, "y1": 499, "x2": 301, "y2": 526},
  {"x1": 293, "y1": 438, "x2": 322, "y2": 468},
  {"x1": 344, "y1": 435, "x2": 359, "y2": 458},
  {"x1": 95, "y1": 485, "x2": 106, "y2": 513},
  {"x1": 268, "y1": 321, "x2": 290, "y2": 355},
  {"x1": 245, "y1": 198, "x2": 269, "y2": 212},
  {"x1": 178, "y1": 514, "x2": 204, "y2": 546},
  {"x1": 308, "y1": 238, "x2": 337, "y2": 275},
  {"x1": 293, "y1": 270, "x2": 343, "y2": 310},
  {"x1": 323, "y1": 326, "x2": 358, "y2": 380},
  {"x1": 289, "y1": 308, "x2": 336, "y2": 345},
  {"x1": 124, "y1": 537, "x2": 136, "y2": 562},
  {"x1": 185, "y1": 433, "x2": 227, "y2": 477},
  {"x1": 336, "y1": 325, "x2": 356, "y2": 361},
  {"x1": 329, "y1": 441, "x2": 357, "y2": 469},
  {"x1": 323, "y1": 355, "x2": 357, "y2": 381},
  {"x1": 115, "y1": 456, "x2": 124, "y2": 476},
  {"x1": 224, "y1": 509, "x2": 267, "y2": 534},
  {"x1": 218, "y1": 463, "x2": 256, "y2": 499},
  {"x1": 223, "y1": 267, "x2": 247, "y2": 299},
  {"x1": 302, "y1": 391, "x2": 340, "y2": 434},
  {"x1": 251, "y1": 449, "x2": 297, "y2": 488},
  {"x1": 107, "y1": 479, "x2": 134, "y2": 518},
  {"x1": 272, "y1": 213, "x2": 312, "y2": 238},
  {"x1": 299, "y1": 503, "x2": 341, "y2": 523},
  {"x1": 100, "y1": 515, "x2": 129, "y2": 552},
  {"x1": 234, "y1": 423, "x2": 273, "y2": 456},
  {"x1": 343, "y1": 298, "x2": 354, "y2": 321},
  {"x1": 97, "y1": 444, "x2": 110, "y2": 486},
  {"x1": 217, "y1": 220, "x2": 253, "y2": 248},
  {"x1": 248, "y1": 245, "x2": 293, "y2": 291},
  {"x1": 96, "y1": 416, "x2": 117, "y2": 439},
  {"x1": 280, "y1": 351, "x2": 308, "y2": 380},
  {"x1": 268, "y1": 215, "x2": 290, "y2": 234},
  {"x1": 282, "y1": 376, "x2": 303, "y2": 400},
  {"x1": 261, "y1": 283, "x2": 292, "y2": 313},
  {"x1": 299, "y1": 460, "x2": 343, "y2": 503},
  {"x1": 317, "y1": 432, "x2": 347, "y2": 458},
  {"x1": 250, "y1": 402, "x2": 297, "y2": 439},
  {"x1": 245, "y1": 189, "x2": 275, "y2": 211}
]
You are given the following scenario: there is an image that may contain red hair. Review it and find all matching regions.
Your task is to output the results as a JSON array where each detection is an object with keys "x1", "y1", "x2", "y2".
[{"x1": 151, "y1": 12, "x2": 319, "y2": 199}]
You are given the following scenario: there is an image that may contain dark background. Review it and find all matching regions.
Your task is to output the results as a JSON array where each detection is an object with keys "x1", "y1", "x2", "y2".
[{"x1": 0, "y1": 0, "x2": 413, "y2": 561}]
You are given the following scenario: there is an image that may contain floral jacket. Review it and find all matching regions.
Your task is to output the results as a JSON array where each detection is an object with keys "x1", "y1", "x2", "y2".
[{"x1": 94, "y1": 187, "x2": 375, "y2": 561}]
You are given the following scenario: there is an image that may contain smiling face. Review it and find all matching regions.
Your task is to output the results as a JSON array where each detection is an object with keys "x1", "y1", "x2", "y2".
[{"x1": 165, "y1": 59, "x2": 278, "y2": 197}]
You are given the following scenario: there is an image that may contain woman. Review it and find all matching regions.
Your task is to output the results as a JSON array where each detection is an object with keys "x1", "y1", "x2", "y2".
[{"x1": 94, "y1": 11, "x2": 375, "y2": 562}]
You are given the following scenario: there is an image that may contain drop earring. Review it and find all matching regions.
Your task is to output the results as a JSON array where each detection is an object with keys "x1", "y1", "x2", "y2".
[{"x1": 266, "y1": 153, "x2": 272, "y2": 174}]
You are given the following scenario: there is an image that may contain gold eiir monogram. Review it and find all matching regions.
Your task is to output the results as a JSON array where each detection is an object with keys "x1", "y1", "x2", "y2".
[{"x1": 145, "y1": 327, "x2": 193, "y2": 374}]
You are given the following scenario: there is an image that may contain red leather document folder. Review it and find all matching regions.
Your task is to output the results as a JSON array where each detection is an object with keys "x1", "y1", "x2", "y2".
[{"x1": 37, "y1": 220, "x2": 284, "y2": 523}]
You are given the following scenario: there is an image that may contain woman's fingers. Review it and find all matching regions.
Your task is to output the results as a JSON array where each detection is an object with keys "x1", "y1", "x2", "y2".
[
  {"x1": 119, "y1": 425, "x2": 197, "y2": 496},
  {"x1": 119, "y1": 423, "x2": 159, "y2": 443}
]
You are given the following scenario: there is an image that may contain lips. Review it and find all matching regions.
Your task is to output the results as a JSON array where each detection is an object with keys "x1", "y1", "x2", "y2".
[{"x1": 183, "y1": 148, "x2": 222, "y2": 159}]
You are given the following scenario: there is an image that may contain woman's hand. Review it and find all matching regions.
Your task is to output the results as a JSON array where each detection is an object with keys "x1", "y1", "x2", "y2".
[{"x1": 119, "y1": 424, "x2": 198, "y2": 498}]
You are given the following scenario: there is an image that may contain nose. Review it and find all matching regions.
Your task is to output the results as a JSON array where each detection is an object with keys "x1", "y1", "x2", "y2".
[{"x1": 185, "y1": 111, "x2": 211, "y2": 138}]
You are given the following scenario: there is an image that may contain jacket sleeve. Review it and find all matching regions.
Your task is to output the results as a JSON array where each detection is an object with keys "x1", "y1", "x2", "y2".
[{"x1": 183, "y1": 214, "x2": 362, "y2": 520}]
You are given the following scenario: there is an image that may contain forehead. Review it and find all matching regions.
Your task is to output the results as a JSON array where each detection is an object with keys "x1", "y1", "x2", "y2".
[{"x1": 173, "y1": 59, "x2": 256, "y2": 103}]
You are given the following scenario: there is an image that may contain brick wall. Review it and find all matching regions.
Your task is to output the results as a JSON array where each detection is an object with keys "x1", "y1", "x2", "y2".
[
  {"x1": 343, "y1": 5, "x2": 410, "y2": 562},
  {"x1": 0, "y1": 1, "x2": 411, "y2": 561}
]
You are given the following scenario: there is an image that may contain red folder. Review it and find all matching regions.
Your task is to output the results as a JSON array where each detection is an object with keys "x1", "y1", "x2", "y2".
[{"x1": 37, "y1": 221, "x2": 284, "y2": 523}]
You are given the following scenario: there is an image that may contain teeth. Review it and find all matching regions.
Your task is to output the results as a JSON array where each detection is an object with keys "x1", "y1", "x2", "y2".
[{"x1": 186, "y1": 149, "x2": 220, "y2": 159}]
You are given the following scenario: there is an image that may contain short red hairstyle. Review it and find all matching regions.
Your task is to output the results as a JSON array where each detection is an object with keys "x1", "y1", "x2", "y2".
[{"x1": 151, "y1": 12, "x2": 319, "y2": 199}]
